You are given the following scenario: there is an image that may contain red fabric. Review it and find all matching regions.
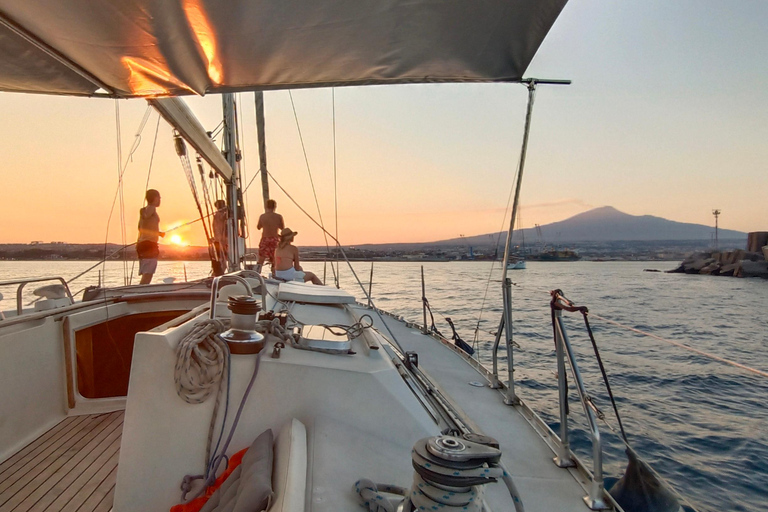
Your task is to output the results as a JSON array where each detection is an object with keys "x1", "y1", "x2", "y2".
[
  {"x1": 258, "y1": 236, "x2": 279, "y2": 264},
  {"x1": 170, "y1": 448, "x2": 248, "y2": 512}
]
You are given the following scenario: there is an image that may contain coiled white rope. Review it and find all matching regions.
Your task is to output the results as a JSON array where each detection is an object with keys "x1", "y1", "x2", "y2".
[{"x1": 174, "y1": 319, "x2": 228, "y2": 467}]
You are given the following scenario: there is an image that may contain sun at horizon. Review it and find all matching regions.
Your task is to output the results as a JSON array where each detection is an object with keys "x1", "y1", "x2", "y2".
[{"x1": 169, "y1": 234, "x2": 188, "y2": 247}]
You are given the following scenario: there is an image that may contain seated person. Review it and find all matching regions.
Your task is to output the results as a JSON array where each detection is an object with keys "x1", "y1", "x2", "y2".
[{"x1": 273, "y1": 228, "x2": 323, "y2": 285}]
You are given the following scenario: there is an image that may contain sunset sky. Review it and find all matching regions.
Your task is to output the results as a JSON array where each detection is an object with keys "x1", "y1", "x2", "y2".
[{"x1": 1, "y1": 1, "x2": 766, "y2": 247}]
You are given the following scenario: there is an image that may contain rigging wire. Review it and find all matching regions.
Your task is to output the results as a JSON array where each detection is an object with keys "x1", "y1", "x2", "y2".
[
  {"x1": 143, "y1": 112, "x2": 161, "y2": 193},
  {"x1": 242, "y1": 168, "x2": 262, "y2": 194},
  {"x1": 287, "y1": 91, "x2": 338, "y2": 285},
  {"x1": 235, "y1": 93, "x2": 250, "y2": 242},
  {"x1": 102, "y1": 104, "x2": 154, "y2": 286},
  {"x1": 471, "y1": 149, "x2": 522, "y2": 355},
  {"x1": 266, "y1": 170, "x2": 405, "y2": 352},
  {"x1": 114, "y1": 100, "x2": 128, "y2": 285},
  {"x1": 173, "y1": 133, "x2": 220, "y2": 271}
]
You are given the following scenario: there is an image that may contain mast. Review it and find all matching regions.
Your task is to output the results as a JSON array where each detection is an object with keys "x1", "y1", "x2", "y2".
[
  {"x1": 255, "y1": 91, "x2": 271, "y2": 208},
  {"x1": 222, "y1": 93, "x2": 241, "y2": 271}
]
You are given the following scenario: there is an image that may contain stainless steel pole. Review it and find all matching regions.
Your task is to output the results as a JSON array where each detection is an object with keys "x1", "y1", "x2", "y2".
[
  {"x1": 421, "y1": 266, "x2": 428, "y2": 335},
  {"x1": 490, "y1": 314, "x2": 504, "y2": 389},
  {"x1": 556, "y1": 314, "x2": 608, "y2": 510},
  {"x1": 367, "y1": 262, "x2": 374, "y2": 307},
  {"x1": 502, "y1": 278, "x2": 518, "y2": 405},
  {"x1": 553, "y1": 308, "x2": 575, "y2": 468},
  {"x1": 498, "y1": 81, "x2": 537, "y2": 406},
  {"x1": 222, "y1": 93, "x2": 240, "y2": 271}
]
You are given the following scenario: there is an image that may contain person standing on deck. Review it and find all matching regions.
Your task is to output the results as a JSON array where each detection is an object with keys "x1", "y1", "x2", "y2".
[
  {"x1": 136, "y1": 189, "x2": 164, "y2": 284},
  {"x1": 212, "y1": 199, "x2": 228, "y2": 265},
  {"x1": 256, "y1": 199, "x2": 284, "y2": 274}
]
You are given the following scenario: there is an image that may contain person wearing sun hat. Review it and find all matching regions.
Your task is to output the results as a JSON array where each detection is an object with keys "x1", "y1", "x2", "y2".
[{"x1": 273, "y1": 228, "x2": 323, "y2": 285}]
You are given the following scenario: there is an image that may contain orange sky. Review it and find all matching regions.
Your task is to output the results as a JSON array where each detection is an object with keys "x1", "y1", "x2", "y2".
[{"x1": 1, "y1": 2, "x2": 766, "y2": 247}]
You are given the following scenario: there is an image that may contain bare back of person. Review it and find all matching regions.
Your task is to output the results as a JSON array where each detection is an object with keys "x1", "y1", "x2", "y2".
[
  {"x1": 273, "y1": 229, "x2": 323, "y2": 285},
  {"x1": 257, "y1": 212, "x2": 284, "y2": 238},
  {"x1": 274, "y1": 244, "x2": 298, "y2": 271}
]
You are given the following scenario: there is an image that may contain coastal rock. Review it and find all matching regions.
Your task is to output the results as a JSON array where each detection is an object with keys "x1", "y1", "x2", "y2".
[
  {"x1": 719, "y1": 263, "x2": 740, "y2": 277},
  {"x1": 686, "y1": 258, "x2": 715, "y2": 272},
  {"x1": 740, "y1": 260, "x2": 768, "y2": 279},
  {"x1": 727, "y1": 249, "x2": 745, "y2": 264}
]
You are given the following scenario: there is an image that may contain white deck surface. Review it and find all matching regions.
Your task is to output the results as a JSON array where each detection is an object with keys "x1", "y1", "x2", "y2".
[{"x1": 351, "y1": 304, "x2": 604, "y2": 512}]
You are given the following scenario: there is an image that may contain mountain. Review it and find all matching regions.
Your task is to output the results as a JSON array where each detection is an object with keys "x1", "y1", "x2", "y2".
[{"x1": 382, "y1": 206, "x2": 745, "y2": 249}]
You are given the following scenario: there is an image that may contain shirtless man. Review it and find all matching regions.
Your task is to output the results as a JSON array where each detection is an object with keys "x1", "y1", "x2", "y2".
[
  {"x1": 274, "y1": 228, "x2": 323, "y2": 285},
  {"x1": 256, "y1": 199, "x2": 284, "y2": 274},
  {"x1": 136, "y1": 189, "x2": 165, "y2": 284}
]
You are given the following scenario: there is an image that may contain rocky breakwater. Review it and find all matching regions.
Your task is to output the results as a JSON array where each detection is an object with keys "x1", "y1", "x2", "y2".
[{"x1": 670, "y1": 248, "x2": 768, "y2": 278}]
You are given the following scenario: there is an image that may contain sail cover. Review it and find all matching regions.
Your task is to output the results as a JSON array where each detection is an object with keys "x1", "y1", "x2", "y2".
[{"x1": 0, "y1": 0, "x2": 567, "y2": 98}]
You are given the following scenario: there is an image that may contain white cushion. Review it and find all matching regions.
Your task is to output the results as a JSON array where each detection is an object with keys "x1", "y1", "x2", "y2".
[
  {"x1": 277, "y1": 282, "x2": 355, "y2": 304},
  {"x1": 270, "y1": 418, "x2": 307, "y2": 512}
]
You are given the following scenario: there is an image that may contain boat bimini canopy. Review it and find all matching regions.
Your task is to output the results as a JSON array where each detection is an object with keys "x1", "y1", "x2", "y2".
[{"x1": 0, "y1": 0, "x2": 567, "y2": 98}]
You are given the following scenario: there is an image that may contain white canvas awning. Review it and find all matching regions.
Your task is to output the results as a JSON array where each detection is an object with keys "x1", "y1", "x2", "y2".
[{"x1": 0, "y1": 0, "x2": 567, "y2": 98}]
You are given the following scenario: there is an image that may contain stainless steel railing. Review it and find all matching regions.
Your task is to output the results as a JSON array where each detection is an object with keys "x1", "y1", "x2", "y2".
[
  {"x1": 208, "y1": 273, "x2": 266, "y2": 319},
  {"x1": 0, "y1": 276, "x2": 74, "y2": 315},
  {"x1": 551, "y1": 300, "x2": 610, "y2": 510}
]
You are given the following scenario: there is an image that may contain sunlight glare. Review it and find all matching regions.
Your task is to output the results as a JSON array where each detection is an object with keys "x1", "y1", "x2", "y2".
[{"x1": 183, "y1": 0, "x2": 223, "y2": 84}]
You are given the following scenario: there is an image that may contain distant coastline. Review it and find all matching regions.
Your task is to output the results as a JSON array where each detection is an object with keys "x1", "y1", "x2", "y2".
[
  {"x1": 0, "y1": 240, "x2": 744, "y2": 263},
  {"x1": 3, "y1": 207, "x2": 748, "y2": 263}
]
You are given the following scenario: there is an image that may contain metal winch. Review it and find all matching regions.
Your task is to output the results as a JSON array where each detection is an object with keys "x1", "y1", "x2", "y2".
[
  {"x1": 355, "y1": 433, "x2": 524, "y2": 512},
  {"x1": 408, "y1": 434, "x2": 505, "y2": 511},
  {"x1": 219, "y1": 295, "x2": 265, "y2": 354}
]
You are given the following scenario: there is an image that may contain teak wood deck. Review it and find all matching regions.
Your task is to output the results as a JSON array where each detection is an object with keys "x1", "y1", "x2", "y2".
[{"x1": 0, "y1": 412, "x2": 124, "y2": 512}]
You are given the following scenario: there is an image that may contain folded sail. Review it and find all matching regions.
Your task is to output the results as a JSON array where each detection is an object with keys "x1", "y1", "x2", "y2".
[{"x1": 0, "y1": 0, "x2": 567, "y2": 98}]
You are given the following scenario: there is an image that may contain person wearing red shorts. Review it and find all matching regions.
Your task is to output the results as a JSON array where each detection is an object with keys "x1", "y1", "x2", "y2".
[{"x1": 256, "y1": 199, "x2": 284, "y2": 274}]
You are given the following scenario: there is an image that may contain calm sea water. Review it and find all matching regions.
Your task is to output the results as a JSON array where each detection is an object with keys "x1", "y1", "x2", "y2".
[{"x1": 1, "y1": 260, "x2": 766, "y2": 511}]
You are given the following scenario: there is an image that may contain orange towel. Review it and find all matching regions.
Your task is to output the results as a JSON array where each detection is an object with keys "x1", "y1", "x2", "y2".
[{"x1": 170, "y1": 448, "x2": 248, "y2": 512}]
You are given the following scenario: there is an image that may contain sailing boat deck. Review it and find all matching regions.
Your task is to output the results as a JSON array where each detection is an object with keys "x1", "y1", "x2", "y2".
[
  {"x1": 0, "y1": 412, "x2": 123, "y2": 512},
  {"x1": 351, "y1": 304, "x2": 595, "y2": 511}
]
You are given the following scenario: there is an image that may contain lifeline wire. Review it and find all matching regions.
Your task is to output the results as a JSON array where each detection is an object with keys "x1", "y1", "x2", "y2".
[
  {"x1": 591, "y1": 312, "x2": 768, "y2": 379},
  {"x1": 482, "y1": 275, "x2": 768, "y2": 381}
]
